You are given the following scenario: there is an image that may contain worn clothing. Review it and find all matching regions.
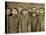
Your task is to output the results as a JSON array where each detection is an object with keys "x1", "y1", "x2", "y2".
[
  {"x1": 9, "y1": 14, "x2": 19, "y2": 33},
  {"x1": 21, "y1": 14, "x2": 28, "y2": 32}
]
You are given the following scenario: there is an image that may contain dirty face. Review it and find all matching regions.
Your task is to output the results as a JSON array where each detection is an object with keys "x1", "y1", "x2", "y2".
[
  {"x1": 12, "y1": 9, "x2": 18, "y2": 15},
  {"x1": 7, "y1": 9, "x2": 11, "y2": 15}
]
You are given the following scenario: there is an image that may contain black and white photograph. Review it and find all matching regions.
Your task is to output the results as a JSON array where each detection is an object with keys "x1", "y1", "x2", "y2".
[{"x1": 5, "y1": 2, "x2": 45, "y2": 34}]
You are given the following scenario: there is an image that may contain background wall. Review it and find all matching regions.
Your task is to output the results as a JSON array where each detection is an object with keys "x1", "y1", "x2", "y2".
[{"x1": 7, "y1": 2, "x2": 45, "y2": 9}]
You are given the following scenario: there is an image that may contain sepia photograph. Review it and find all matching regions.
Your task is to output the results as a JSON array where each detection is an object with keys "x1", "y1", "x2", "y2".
[{"x1": 5, "y1": 2, "x2": 45, "y2": 33}]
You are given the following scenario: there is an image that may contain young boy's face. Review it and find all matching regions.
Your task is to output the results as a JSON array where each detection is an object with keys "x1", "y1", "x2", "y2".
[
  {"x1": 32, "y1": 13, "x2": 36, "y2": 17},
  {"x1": 23, "y1": 10, "x2": 28, "y2": 15},
  {"x1": 12, "y1": 9, "x2": 18, "y2": 14},
  {"x1": 28, "y1": 8, "x2": 32, "y2": 13},
  {"x1": 28, "y1": 9, "x2": 32, "y2": 11},
  {"x1": 18, "y1": 7, "x2": 23, "y2": 11},
  {"x1": 39, "y1": 9, "x2": 44, "y2": 15},
  {"x1": 7, "y1": 9, "x2": 11, "y2": 15},
  {"x1": 40, "y1": 9, "x2": 44, "y2": 13},
  {"x1": 32, "y1": 8, "x2": 36, "y2": 12},
  {"x1": 36, "y1": 10, "x2": 40, "y2": 15}
]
